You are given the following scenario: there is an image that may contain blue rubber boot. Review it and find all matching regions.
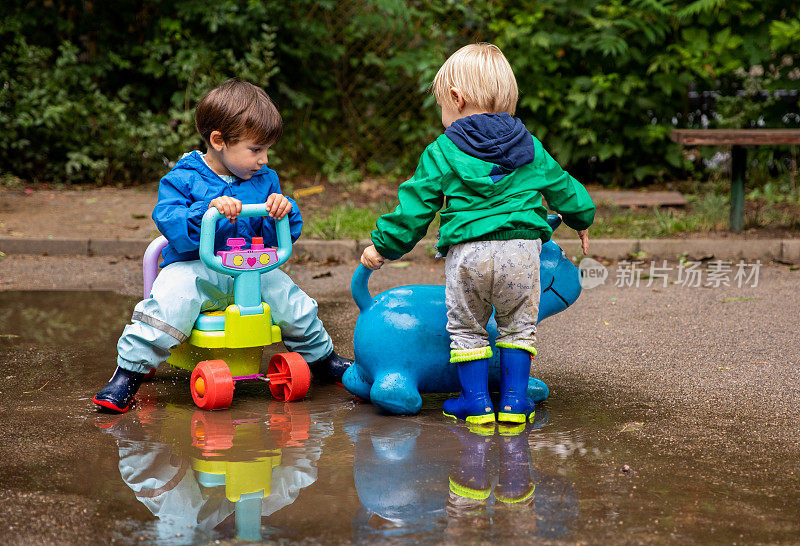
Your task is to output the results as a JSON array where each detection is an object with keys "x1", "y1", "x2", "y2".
[
  {"x1": 93, "y1": 367, "x2": 145, "y2": 413},
  {"x1": 448, "y1": 426, "x2": 493, "y2": 506},
  {"x1": 498, "y1": 348, "x2": 536, "y2": 424},
  {"x1": 443, "y1": 358, "x2": 495, "y2": 425},
  {"x1": 495, "y1": 426, "x2": 535, "y2": 505}
]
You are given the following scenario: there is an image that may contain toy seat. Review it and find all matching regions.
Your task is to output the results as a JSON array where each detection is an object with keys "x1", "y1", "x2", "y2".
[
  {"x1": 142, "y1": 235, "x2": 282, "y2": 374},
  {"x1": 142, "y1": 236, "x2": 169, "y2": 300},
  {"x1": 195, "y1": 310, "x2": 226, "y2": 332}
]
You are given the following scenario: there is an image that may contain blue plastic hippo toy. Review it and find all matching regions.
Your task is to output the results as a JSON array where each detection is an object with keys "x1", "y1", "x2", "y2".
[{"x1": 342, "y1": 216, "x2": 582, "y2": 415}]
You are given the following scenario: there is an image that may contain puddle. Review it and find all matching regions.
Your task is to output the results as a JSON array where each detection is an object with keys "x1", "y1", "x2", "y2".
[{"x1": 0, "y1": 291, "x2": 798, "y2": 544}]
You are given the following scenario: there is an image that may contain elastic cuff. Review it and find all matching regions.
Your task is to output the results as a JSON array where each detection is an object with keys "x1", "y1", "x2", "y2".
[
  {"x1": 116, "y1": 357, "x2": 156, "y2": 375},
  {"x1": 371, "y1": 238, "x2": 404, "y2": 261},
  {"x1": 449, "y1": 477, "x2": 491, "y2": 500},
  {"x1": 496, "y1": 343, "x2": 537, "y2": 357},
  {"x1": 450, "y1": 346, "x2": 492, "y2": 363}
]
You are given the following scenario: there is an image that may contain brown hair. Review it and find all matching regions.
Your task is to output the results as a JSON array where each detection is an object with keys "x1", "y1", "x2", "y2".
[{"x1": 194, "y1": 79, "x2": 283, "y2": 146}]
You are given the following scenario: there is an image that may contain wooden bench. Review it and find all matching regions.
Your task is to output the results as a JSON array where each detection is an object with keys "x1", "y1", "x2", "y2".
[{"x1": 670, "y1": 129, "x2": 800, "y2": 231}]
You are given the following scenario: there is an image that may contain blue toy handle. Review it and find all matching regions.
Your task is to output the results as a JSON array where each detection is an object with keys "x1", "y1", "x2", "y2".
[
  {"x1": 199, "y1": 204, "x2": 292, "y2": 277},
  {"x1": 352, "y1": 264, "x2": 374, "y2": 312}
]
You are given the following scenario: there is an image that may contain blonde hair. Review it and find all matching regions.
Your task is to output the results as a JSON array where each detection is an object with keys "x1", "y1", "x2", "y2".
[{"x1": 432, "y1": 43, "x2": 518, "y2": 115}]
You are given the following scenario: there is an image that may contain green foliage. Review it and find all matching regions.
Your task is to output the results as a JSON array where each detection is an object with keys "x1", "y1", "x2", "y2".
[
  {"x1": 651, "y1": 192, "x2": 729, "y2": 235},
  {"x1": 490, "y1": 0, "x2": 800, "y2": 185},
  {"x1": 1, "y1": 0, "x2": 800, "y2": 187},
  {"x1": 693, "y1": 192, "x2": 729, "y2": 226},
  {"x1": 747, "y1": 180, "x2": 800, "y2": 205},
  {"x1": 1, "y1": 0, "x2": 280, "y2": 184},
  {"x1": 320, "y1": 150, "x2": 363, "y2": 188}
]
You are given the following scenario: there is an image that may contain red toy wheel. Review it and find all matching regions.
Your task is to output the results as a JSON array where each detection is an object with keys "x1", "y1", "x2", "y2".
[
  {"x1": 267, "y1": 401, "x2": 311, "y2": 446},
  {"x1": 267, "y1": 353, "x2": 310, "y2": 402},
  {"x1": 190, "y1": 410, "x2": 235, "y2": 454},
  {"x1": 191, "y1": 360, "x2": 234, "y2": 410}
]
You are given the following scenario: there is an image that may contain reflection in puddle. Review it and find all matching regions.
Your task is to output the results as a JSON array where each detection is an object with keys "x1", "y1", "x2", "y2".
[
  {"x1": 348, "y1": 411, "x2": 578, "y2": 543},
  {"x1": 2, "y1": 291, "x2": 799, "y2": 543},
  {"x1": 96, "y1": 397, "x2": 577, "y2": 543},
  {"x1": 97, "y1": 400, "x2": 332, "y2": 544},
  {"x1": 0, "y1": 291, "x2": 136, "y2": 345}
]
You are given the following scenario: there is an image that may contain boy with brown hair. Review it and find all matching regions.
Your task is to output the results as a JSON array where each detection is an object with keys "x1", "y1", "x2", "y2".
[
  {"x1": 361, "y1": 44, "x2": 595, "y2": 425},
  {"x1": 94, "y1": 79, "x2": 351, "y2": 413}
]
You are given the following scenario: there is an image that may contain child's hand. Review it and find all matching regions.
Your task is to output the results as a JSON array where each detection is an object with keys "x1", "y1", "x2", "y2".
[
  {"x1": 361, "y1": 245, "x2": 386, "y2": 270},
  {"x1": 209, "y1": 196, "x2": 242, "y2": 223},
  {"x1": 265, "y1": 193, "x2": 292, "y2": 219},
  {"x1": 578, "y1": 229, "x2": 589, "y2": 255}
]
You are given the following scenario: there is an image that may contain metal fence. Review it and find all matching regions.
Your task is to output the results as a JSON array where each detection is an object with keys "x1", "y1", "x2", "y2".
[{"x1": 318, "y1": 0, "x2": 488, "y2": 173}]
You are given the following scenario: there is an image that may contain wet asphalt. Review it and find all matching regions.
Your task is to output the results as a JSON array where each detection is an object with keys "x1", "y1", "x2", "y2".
[{"x1": 0, "y1": 254, "x2": 799, "y2": 544}]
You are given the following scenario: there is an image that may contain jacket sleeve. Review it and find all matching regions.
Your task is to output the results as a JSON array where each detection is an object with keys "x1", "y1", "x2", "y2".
[
  {"x1": 371, "y1": 146, "x2": 447, "y2": 260},
  {"x1": 152, "y1": 173, "x2": 212, "y2": 254},
  {"x1": 536, "y1": 145, "x2": 596, "y2": 231},
  {"x1": 259, "y1": 171, "x2": 303, "y2": 245}
]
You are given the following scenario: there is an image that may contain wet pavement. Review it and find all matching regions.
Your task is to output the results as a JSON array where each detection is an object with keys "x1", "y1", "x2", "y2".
[{"x1": 1, "y1": 262, "x2": 799, "y2": 544}]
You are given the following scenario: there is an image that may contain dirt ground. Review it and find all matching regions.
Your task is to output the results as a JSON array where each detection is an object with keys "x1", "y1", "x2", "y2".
[
  {"x1": 2, "y1": 183, "x2": 799, "y2": 242},
  {"x1": 0, "y1": 180, "x2": 396, "y2": 241},
  {"x1": 0, "y1": 186, "x2": 160, "y2": 240}
]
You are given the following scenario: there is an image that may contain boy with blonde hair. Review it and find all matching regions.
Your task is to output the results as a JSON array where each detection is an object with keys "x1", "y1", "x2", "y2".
[
  {"x1": 94, "y1": 79, "x2": 351, "y2": 413},
  {"x1": 361, "y1": 43, "x2": 595, "y2": 425}
]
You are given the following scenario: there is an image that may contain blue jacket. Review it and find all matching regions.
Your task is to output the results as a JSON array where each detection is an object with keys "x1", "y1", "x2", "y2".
[{"x1": 153, "y1": 151, "x2": 302, "y2": 267}]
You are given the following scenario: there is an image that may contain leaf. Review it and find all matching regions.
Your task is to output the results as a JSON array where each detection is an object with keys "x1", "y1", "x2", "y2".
[
  {"x1": 630, "y1": 0, "x2": 673, "y2": 16},
  {"x1": 620, "y1": 421, "x2": 644, "y2": 432},
  {"x1": 677, "y1": 0, "x2": 725, "y2": 19}
]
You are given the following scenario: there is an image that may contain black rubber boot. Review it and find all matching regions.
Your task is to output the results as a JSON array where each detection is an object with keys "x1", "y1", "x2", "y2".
[
  {"x1": 309, "y1": 350, "x2": 353, "y2": 383},
  {"x1": 93, "y1": 367, "x2": 146, "y2": 413}
]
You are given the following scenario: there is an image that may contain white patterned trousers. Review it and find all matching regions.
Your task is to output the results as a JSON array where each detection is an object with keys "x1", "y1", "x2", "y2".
[{"x1": 445, "y1": 239, "x2": 542, "y2": 358}]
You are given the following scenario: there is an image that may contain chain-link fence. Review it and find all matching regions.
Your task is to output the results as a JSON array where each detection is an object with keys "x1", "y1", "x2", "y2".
[{"x1": 312, "y1": 0, "x2": 488, "y2": 174}]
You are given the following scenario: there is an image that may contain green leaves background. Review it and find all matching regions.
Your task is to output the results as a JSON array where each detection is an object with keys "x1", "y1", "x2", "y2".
[{"x1": 2, "y1": 0, "x2": 799, "y2": 186}]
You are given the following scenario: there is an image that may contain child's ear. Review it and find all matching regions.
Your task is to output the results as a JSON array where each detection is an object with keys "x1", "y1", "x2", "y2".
[
  {"x1": 449, "y1": 87, "x2": 466, "y2": 112},
  {"x1": 209, "y1": 131, "x2": 226, "y2": 152}
]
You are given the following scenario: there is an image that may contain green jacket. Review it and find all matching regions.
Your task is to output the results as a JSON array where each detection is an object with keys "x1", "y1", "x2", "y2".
[{"x1": 371, "y1": 133, "x2": 596, "y2": 259}]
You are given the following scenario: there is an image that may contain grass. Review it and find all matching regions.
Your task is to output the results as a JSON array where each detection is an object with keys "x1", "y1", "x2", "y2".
[
  {"x1": 585, "y1": 190, "x2": 799, "y2": 239},
  {"x1": 301, "y1": 190, "x2": 800, "y2": 241},
  {"x1": 303, "y1": 202, "x2": 397, "y2": 240}
]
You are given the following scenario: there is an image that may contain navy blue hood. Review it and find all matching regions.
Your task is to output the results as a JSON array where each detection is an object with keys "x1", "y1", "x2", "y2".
[{"x1": 444, "y1": 113, "x2": 535, "y2": 180}]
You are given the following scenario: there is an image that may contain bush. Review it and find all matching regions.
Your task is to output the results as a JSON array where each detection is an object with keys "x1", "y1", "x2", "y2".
[
  {"x1": 1, "y1": 0, "x2": 278, "y2": 184},
  {"x1": 1, "y1": 0, "x2": 799, "y2": 187},
  {"x1": 492, "y1": 0, "x2": 800, "y2": 185}
]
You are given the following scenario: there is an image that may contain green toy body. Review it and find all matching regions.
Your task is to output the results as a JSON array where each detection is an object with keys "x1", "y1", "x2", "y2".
[{"x1": 144, "y1": 204, "x2": 311, "y2": 409}]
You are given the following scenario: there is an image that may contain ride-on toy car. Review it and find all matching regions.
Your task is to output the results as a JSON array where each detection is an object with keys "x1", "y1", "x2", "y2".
[{"x1": 142, "y1": 203, "x2": 311, "y2": 410}]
